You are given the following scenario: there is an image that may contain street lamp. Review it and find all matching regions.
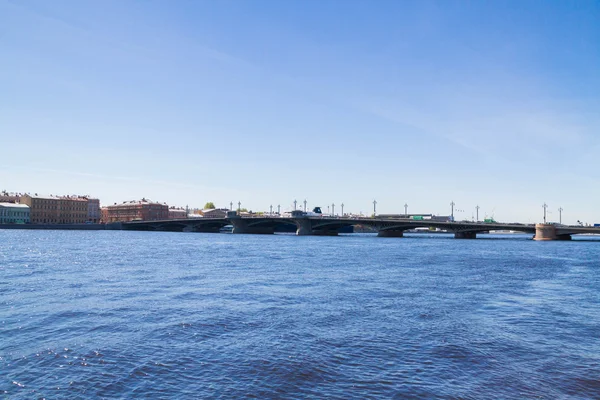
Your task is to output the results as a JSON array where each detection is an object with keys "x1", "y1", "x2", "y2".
[
  {"x1": 476, "y1": 205, "x2": 480, "y2": 222},
  {"x1": 332, "y1": 203, "x2": 335, "y2": 216},
  {"x1": 341, "y1": 203, "x2": 344, "y2": 217},
  {"x1": 450, "y1": 201, "x2": 455, "y2": 221},
  {"x1": 238, "y1": 201, "x2": 241, "y2": 213},
  {"x1": 373, "y1": 200, "x2": 377, "y2": 216},
  {"x1": 303, "y1": 199, "x2": 307, "y2": 212},
  {"x1": 558, "y1": 206, "x2": 563, "y2": 225},
  {"x1": 404, "y1": 203, "x2": 408, "y2": 217},
  {"x1": 293, "y1": 199, "x2": 297, "y2": 211},
  {"x1": 543, "y1": 203, "x2": 548, "y2": 224}
]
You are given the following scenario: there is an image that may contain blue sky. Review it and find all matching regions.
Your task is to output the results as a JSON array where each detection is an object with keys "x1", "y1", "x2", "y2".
[{"x1": 1, "y1": 0, "x2": 599, "y2": 223}]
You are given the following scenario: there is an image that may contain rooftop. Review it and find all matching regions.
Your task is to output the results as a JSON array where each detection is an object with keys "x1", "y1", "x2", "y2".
[
  {"x1": 0, "y1": 202, "x2": 30, "y2": 208},
  {"x1": 107, "y1": 199, "x2": 167, "y2": 207},
  {"x1": 23, "y1": 193, "x2": 95, "y2": 201}
]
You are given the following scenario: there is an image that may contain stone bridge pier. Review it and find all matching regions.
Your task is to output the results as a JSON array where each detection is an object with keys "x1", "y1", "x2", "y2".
[
  {"x1": 294, "y1": 218, "x2": 339, "y2": 236},
  {"x1": 454, "y1": 231, "x2": 477, "y2": 239},
  {"x1": 533, "y1": 224, "x2": 572, "y2": 241},
  {"x1": 229, "y1": 216, "x2": 275, "y2": 235},
  {"x1": 295, "y1": 218, "x2": 312, "y2": 236}
]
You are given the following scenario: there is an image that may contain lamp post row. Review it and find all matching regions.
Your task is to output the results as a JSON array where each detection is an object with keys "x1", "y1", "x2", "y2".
[{"x1": 228, "y1": 200, "x2": 563, "y2": 224}]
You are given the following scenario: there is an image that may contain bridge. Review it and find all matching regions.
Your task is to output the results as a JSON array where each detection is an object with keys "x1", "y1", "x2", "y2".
[{"x1": 122, "y1": 212, "x2": 600, "y2": 241}]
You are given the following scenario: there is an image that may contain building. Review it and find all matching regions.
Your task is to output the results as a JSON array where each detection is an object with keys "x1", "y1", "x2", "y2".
[
  {"x1": 0, "y1": 192, "x2": 21, "y2": 203},
  {"x1": 168, "y1": 207, "x2": 187, "y2": 219},
  {"x1": 0, "y1": 203, "x2": 30, "y2": 224},
  {"x1": 103, "y1": 199, "x2": 169, "y2": 223},
  {"x1": 86, "y1": 198, "x2": 101, "y2": 223},
  {"x1": 101, "y1": 207, "x2": 109, "y2": 223},
  {"x1": 20, "y1": 194, "x2": 88, "y2": 224},
  {"x1": 200, "y1": 208, "x2": 229, "y2": 218}
]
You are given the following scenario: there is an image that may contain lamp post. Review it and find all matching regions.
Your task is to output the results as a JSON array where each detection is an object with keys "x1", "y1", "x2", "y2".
[
  {"x1": 558, "y1": 206, "x2": 563, "y2": 225},
  {"x1": 270, "y1": 204, "x2": 273, "y2": 216},
  {"x1": 277, "y1": 204, "x2": 281, "y2": 215},
  {"x1": 404, "y1": 203, "x2": 408, "y2": 217},
  {"x1": 332, "y1": 203, "x2": 335, "y2": 216},
  {"x1": 303, "y1": 199, "x2": 307, "y2": 212},
  {"x1": 230, "y1": 201, "x2": 233, "y2": 211},
  {"x1": 238, "y1": 201, "x2": 241, "y2": 213},
  {"x1": 341, "y1": 203, "x2": 344, "y2": 217},
  {"x1": 450, "y1": 201, "x2": 455, "y2": 221},
  {"x1": 373, "y1": 200, "x2": 377, "y2": 216},
  {"x1": 476, "y1": 205, "x2": 480, "y2": 222},
  {"x1": 293, "y1": 199, "x2": 297, "y2": 211},
  {"x1": 543, "y1": 203, "x2": 548, "y2": 224}
]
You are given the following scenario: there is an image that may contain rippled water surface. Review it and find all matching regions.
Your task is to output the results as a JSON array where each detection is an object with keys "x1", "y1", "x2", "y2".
[{"x1": 1, "y1": 230, "x2": 599, "y2": 399}]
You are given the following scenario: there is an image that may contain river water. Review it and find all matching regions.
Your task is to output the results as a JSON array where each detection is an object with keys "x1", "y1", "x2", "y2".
[{"x1": 1, "y1": 230, "x2": 599, "y2": 399}]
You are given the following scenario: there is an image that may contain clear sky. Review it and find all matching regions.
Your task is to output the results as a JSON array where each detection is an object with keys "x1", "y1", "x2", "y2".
[{"x1": 1, "y1": 0, "x2": 599, "y2": 224}]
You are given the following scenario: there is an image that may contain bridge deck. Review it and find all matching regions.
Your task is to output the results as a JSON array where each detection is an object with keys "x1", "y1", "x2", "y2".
[{"x1": 122, "y1": 216, "x2": 600, "y2": 236}]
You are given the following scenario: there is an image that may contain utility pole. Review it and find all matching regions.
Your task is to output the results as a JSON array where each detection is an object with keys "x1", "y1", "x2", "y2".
[
  {"x1": 543, "y1": 203, "x2": 548, "y2": 224},
  {"x1": 476, "y1": 205, "x2": 480, "y2": 222},
  {"x1": 373, "y1": 200, "x2": 377, "y2": 216},
  {"x1": 270, "y1": 204, "x2": 273, "y2": 216},
  {"x1": 332, "y1": 203, "x2": 335, "y2": 216},
  {"x1": 293, "y1": 199, "x2": 297, "y2": 211},
  {"x1": 404, "y1": 203, "x2": 408, "y2": 217},
  {"x1": 303, "y1": 199, "x2": 307, "y2": 212},
  {"x1": 558, "y1": 206, "x2": 563, "y2": 225},
  {"x1": 341, "y1": 203, "x2": 344, "y2": 216},
  {"x1": 450, "y1": 201, "x2": 455, "y2": 221}
]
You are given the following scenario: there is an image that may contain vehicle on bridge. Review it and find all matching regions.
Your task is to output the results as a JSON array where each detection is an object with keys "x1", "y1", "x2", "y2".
[
  {"x1": 306, "y1": 207, "x2": 324, "y2": 217},
  {"x1": 282, "y1": 207, "x2": 325, "y2": 217},
  {"x1": 411, "y1": 215, "x2": 432, "y2": 221}
]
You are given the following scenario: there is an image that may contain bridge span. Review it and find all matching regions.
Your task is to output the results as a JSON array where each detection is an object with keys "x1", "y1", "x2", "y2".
[{"x1": 122, "y1": 213, "x2": 600, "y2": 241}]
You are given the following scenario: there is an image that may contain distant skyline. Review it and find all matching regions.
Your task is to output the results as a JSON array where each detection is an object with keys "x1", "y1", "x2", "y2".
[{"x1": 1, "y1": 0, "x2": 599, "y2": 224}]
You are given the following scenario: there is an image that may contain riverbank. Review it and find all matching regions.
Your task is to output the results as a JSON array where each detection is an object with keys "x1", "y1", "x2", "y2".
[{"x1": 0, "y1": 223, "x2": 122, "y2": 230}]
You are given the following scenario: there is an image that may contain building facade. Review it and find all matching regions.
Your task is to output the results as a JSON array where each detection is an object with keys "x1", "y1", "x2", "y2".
[
  {"x1": 103, "y1": 200, "x2": 169, "y2": 223},
  {"x1": 20, "y1": 194, "x2": 88, "y2": 224},
  {"x1": 201, "y1": 208, "x2": 229, "y2": 218},
  {"x1": 86, "y1": 198, "x2": 101, "y2": 223},
  {"x1": 0, "y1": 203, "x2": 30, "y2": 224},
  {"x1": 168, "y1": 207, "x2": 187, "y2": 219}
]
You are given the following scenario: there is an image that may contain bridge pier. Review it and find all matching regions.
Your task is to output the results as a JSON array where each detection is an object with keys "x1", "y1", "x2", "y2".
[
  {"x1": 454, "y1": 231, "x2": 477, "y2": 239},
  {"x1": 294, "y1": 219, "x2": 340, "y2": 236},
  {"x1": 377, "y1": 230, "x2": 404, "y2": 238},
  {"x1": 534, "y1": 223, "x2": 556, "y2": 241},
  {"x1": 229, "y1": 218, "x2": 274, "y2": 234},
  {"x1": 295, "y1": 219, "x2": 312, "y2": 236},
  {"x1": 533, "y1": 224, "x2": 573, "y2": 241}
]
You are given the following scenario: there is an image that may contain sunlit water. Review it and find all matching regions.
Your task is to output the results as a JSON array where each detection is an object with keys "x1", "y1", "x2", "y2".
[{"x1": 1, "y1": 230, "x2": 599, "y2": 399}]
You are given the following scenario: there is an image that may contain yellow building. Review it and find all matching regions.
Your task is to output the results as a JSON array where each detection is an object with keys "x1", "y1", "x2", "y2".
[{"x1": 20, "y1": 194, "x2": 89, "y2": 224}]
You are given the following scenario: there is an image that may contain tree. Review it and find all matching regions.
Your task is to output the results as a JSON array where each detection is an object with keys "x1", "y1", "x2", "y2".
[{"x1": 204, "y1": 202, "x2": 216, "y2": 210}]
